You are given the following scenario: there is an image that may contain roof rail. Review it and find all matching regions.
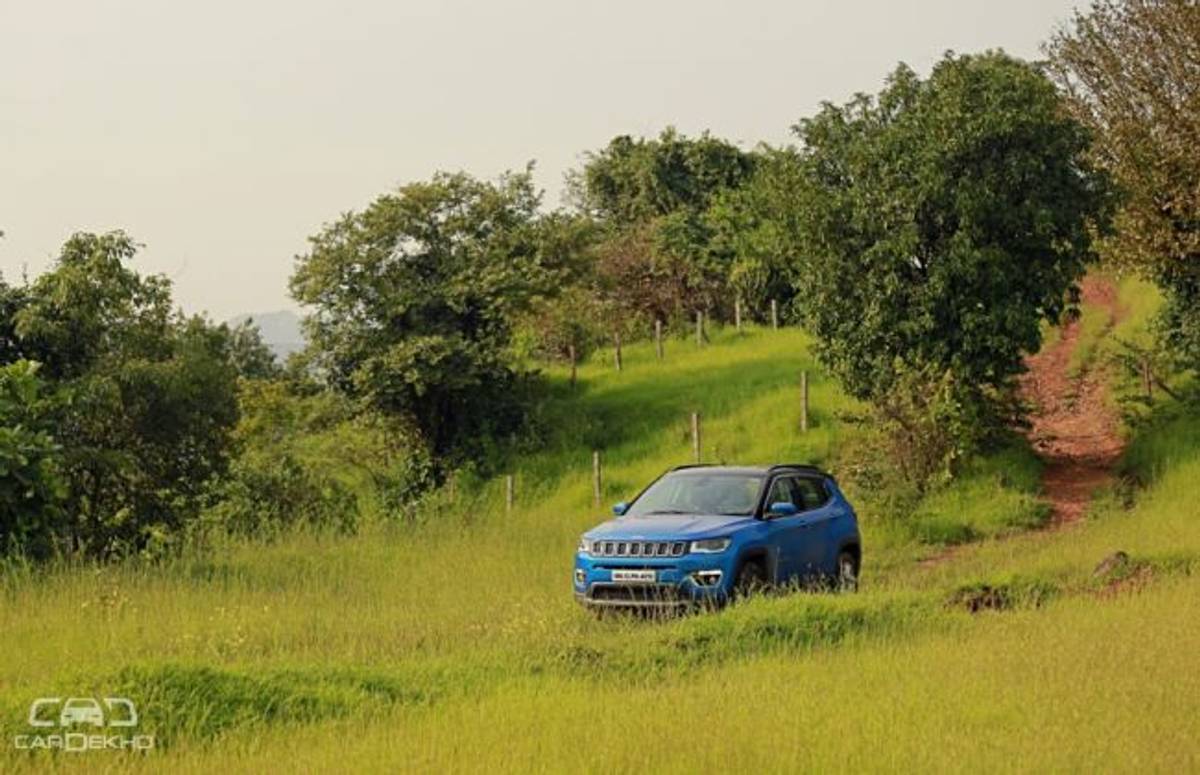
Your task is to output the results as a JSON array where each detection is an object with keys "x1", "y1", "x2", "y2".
[
  {"x1": 767, "y1": 463, "x2": 828, "y2": 476},
  {"x1": 669, "y1": 463, "x2": 716, "y2": 472}
]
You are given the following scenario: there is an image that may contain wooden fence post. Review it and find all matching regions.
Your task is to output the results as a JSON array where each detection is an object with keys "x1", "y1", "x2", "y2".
[
  {"x1": 655, "y1": 319, "x2": 664, "y2": 361},
  {"x1": 695, "y1": 311, "x2": 704, "y2": 346},
  {"x1": 800, "y1": 370, "x2": 809, "y2": 433},
  {"x1": 568, "y1": 344, "x2": 577, "y2": 388},
  {"x1": 691, "y1": 412, "x2": 701, "y2": 463},
  {"x1": 505, "y1": 475, "x2": 514, "y2": 513},
  {"x1": 771, "y1": 299, "x2": 779, "y2": 330},
  {"x1": 613, "y1": 332, "x2": 622, "y2": 371},
  {"x1": 735, "y1": 299, "x2": 742, "y2": 333},
  {"x1": 592, "y1": 451, "x2": 602, "y2": 507}
]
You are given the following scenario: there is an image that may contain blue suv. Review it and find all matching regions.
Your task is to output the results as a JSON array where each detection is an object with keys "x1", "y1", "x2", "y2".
[{"x1": 574, "y1": 464, "x2": 861, "y2": 611}]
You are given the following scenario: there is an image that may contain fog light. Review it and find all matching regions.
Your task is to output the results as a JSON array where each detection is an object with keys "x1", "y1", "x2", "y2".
[
  {"x1": 575, "y1": 569, "x2": 586, "y2": 584},
  {"x1": 690, "y1": 570, "x2": 723, "y2": 587}
]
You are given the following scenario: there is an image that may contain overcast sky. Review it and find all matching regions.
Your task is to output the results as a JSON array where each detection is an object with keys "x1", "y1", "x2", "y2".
[{"x1": 1, "y1": 0, "x2": 1081, "y2": 320}]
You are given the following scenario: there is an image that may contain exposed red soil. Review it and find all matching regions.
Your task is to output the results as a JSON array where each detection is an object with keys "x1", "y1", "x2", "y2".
[
  {"x1": 917, "y1": 276, "x2": 1126, "y2": 567},
  {"x1": 1019, "y1": 275, "x2": 1125, "y2": 527}
]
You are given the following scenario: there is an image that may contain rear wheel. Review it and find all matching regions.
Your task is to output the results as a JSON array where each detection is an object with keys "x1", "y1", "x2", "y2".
[
  {"x1": 836, "y1": 550, "x2": 859, "y2": 593},
  {"x1": 733, "y1": 559, "x2": 767, "y2": 601}
]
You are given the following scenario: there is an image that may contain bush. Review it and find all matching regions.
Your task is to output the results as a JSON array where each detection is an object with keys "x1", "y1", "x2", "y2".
[{"x1": 205, "y1": 452, "x2": 358, "y2": 538}]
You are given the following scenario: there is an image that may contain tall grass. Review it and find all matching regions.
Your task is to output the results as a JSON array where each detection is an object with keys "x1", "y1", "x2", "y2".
[{"x1": 4, "y1": 291, "x2": 1200, "y2": 772}]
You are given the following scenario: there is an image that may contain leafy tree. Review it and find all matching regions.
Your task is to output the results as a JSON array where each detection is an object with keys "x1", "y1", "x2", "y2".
[
  {"x1": 788, "y1": 52, "x2": 1112, "y2": 405},
  {"x1": 568, "y1": 128, "x2": 756, "y2": 322},
  {"x1": 5, "y1": 232, "x2": 240, "y2": 556},
  {"x1": 290, "y1": 170, "x2": 566, "y2": 464},
  {"x1": 705, "y1": 146, "x2": 807, "y2": 319},
  {"x1": 0, "y1": 361, "x2": 66, "y2": 557},
  {"x1": 568, "y1": 128, "x2": 755, "y2": 225},
  {"x1": 1047, "y1": 0, "x2": 1200, "y2": 372}
]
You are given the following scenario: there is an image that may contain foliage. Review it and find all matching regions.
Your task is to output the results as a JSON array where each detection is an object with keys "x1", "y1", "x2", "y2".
[
  {"x1": 204, "y1": 452, "x2": 357, "y2": 538},
  {"x1": 569, "y1": 128, "x2": 757, "y2": 322},
  {"x1": 0, "y1": 361, "x2": 66, "y2": 557},
  {"x1": 224, "y1": 319, "x2": 282, "y2": 380},
  {"x1": 705, "y1": 146, "x2": 807, "y2": 319},
  {"x1": 1047, "y1": 0, "x2": 1200, "y2": 372},
  {"x1": 2, "y1": 232, "x2": 241, "y2": 557},
  {"x1": 290, "y1": 170, "x2": 567, "y2": 465},
  {"x1": 786, "y1": 52, "x2": 1112, "y2": 408},
  {"x1": 568, "y1": 127, "x2": 755, "y2": 225}
]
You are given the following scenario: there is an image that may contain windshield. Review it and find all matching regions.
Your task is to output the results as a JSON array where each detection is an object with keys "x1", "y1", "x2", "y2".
[{"x1": 625, "y1": 472, "x2": 764, "y2": 517}]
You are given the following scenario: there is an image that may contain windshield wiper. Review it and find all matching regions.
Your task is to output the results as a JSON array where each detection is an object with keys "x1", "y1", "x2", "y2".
[{"x1": 642, "y1": 509, "x2": 693, "y2": 515}]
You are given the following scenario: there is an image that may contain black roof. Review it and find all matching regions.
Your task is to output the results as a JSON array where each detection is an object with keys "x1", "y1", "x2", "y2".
[{"x1": 669, "y1": 463, "x2": 829, "y2": 477}]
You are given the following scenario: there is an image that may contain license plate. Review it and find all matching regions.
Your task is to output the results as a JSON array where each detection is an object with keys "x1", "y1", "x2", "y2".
[{"x1": 611, "y1": 569, "x2": 656, "y2": 584}]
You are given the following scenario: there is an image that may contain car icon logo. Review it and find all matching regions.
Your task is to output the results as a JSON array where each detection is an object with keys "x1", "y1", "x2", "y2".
[{"x1": 58, "y1": 697, "x2": 105, "y2": 727}]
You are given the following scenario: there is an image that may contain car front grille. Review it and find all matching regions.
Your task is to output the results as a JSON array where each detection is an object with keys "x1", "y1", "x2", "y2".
[
  {"x1": 591, "y1": 540, "x2": 687, "y2": 558},
  {"x1": 589, "y1": 584, "x2": 682, "y2": 603}
]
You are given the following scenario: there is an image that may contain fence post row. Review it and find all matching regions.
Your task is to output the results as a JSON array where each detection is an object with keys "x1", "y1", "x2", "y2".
[
  {"x1": 505, "y1": 474, "x2": 514, "y2": 512},
  {"x1": 695, "y1": 311, "x2": 704, "y2": 347},
  {"x1": 655, "y1": 319, "x2": 664, "y2": 361},
  {"x1": 771, "y1": 299, "x2": 779, "y2": 330},
  {"x1": 568, "y1": 344, "x2": 577, "y2": 388},
  {"x1": 735, "y1": 299, "x2": 742, "y2": 333},
  {"x1": 613, "y1": 332, "x2": 622, "y2": 371},
  {"x1": 691, "y1": 411, "x2": 701, "y2": 463}
]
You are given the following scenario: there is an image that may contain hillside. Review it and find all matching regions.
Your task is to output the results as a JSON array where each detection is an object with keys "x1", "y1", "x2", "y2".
[{"x1": 3, "y1": 276, "x2": 1199, "y2": 772}]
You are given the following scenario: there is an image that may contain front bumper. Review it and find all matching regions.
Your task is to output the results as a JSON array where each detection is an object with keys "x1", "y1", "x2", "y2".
[{"x1": 573, "y1": 551, "x2": 734, "y2": 609}]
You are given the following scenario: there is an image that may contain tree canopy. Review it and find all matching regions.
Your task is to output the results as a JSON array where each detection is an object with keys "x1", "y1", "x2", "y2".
[
  {"x1": 786, "y1": 51, "x2": 1112, "y2": 403},
  {"x1": 290, "y1": 169, "x2": 569, "y2": 463},
  {"x1": 1047, "y1": 0, "x2": 1200, "y2": 370}
]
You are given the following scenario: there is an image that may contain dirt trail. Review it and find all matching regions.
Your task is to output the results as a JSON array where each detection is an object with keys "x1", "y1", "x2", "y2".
[{"x1": 1019, "y1": 275, "x2": 1125, "y2": 526}]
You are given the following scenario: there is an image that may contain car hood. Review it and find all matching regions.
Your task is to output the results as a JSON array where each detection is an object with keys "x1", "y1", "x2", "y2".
[{"x1": 586, "y1": 514, "x2": 756, "y2": 541}]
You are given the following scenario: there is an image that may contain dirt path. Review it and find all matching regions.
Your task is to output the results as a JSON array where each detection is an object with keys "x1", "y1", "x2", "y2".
[{"x1": 1019, "y1": 275, "x2": 1125, "y2": 527}]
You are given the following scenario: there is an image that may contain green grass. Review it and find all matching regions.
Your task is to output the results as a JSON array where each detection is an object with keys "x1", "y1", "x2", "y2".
[{"x1": 4, "y1": 296, "x2": 1200, "y2": 772}]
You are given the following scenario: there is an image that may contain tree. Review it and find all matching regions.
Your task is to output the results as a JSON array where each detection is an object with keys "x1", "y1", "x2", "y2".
[
  {"x1": 705, "y1": 146, "x2": 807, "y2": 319},
  {"x1": 568, "y1": 127, "x2": 755, "y2": 225},
  {"x1": 789, "y1": 52, "x2": 1111, "y2": 404},
  {"x1": 5, "y1": 232, "x2": 241, "y2": 556},
  {"x1": 290, "y1": 170, "x2": 566, "y2": 465},
  {"x1": 568, "y1": 128, "x2": 756, "y2": 322},
  {"x1": 1047, "y1": 0, "x2": 1200, "y2": 371}
]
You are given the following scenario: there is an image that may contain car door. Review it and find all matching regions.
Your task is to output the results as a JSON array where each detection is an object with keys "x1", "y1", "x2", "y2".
[
  {"x1": 792, "y1": 476, "x2": 837, "y2": 576},
  {"x1": 762, "y1": 475, "x2": 812, "y2": 583}
]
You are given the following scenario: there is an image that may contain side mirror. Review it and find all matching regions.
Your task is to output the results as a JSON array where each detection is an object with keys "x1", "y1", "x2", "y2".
[
  {"x1": 767, "y1": 501, "x2": 799, "y2": 518},
  {"x1": 612, "y1": 502, "x2": 629, "y2": 516}
]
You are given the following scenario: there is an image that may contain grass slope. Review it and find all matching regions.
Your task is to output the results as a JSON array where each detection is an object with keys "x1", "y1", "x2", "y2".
[{"x1": 3, "y1": 299, "x2": 1199, "y2": 772}]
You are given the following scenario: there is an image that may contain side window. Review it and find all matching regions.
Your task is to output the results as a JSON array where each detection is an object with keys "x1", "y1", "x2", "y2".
[
  {"x1": 794, "y1": 478, "x2": 830, "y2": 511},
  {"x1": 766, "y1": 477, "x2": 800, "y2": 508}
]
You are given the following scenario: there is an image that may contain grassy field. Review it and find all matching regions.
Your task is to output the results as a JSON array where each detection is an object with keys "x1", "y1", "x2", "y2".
[{"x1": 3, "y1": 288, "x2": 1199, "y2": 773}]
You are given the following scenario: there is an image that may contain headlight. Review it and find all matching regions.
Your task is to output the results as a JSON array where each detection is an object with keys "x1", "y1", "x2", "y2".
[
  {"x1": 690, "y1": 537, "x2": 731, "y2": 554},
  {"x1": 577, "y1": 537, "x2": 591, "y2": 554}
]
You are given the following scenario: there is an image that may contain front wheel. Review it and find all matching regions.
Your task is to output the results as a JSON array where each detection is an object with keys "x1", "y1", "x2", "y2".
[
  {"x1": 836, "y1": 550, "x2": 859, "y2": 593},
  {"x1": 733, "y1": 560, "x2": 767, "y2": 601}
]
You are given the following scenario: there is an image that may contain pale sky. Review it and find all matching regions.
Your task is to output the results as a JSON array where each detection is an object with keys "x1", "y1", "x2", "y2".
[{"x1": 1, "y1": 0, "x2": 1081, "y2": 320}]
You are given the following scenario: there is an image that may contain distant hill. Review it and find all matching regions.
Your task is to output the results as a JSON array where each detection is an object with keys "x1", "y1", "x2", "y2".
[{"x1": 227, "y1": 310, "x2": 305, "y2": 361}]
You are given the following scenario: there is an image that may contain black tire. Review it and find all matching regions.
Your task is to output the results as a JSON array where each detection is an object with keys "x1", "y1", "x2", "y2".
[
  {"x1": 836, "y1": 549, "x2": 859, "y2": 593},
  {"x1": 733, "y1": 559, "x2": 767, "y2": 601}
]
